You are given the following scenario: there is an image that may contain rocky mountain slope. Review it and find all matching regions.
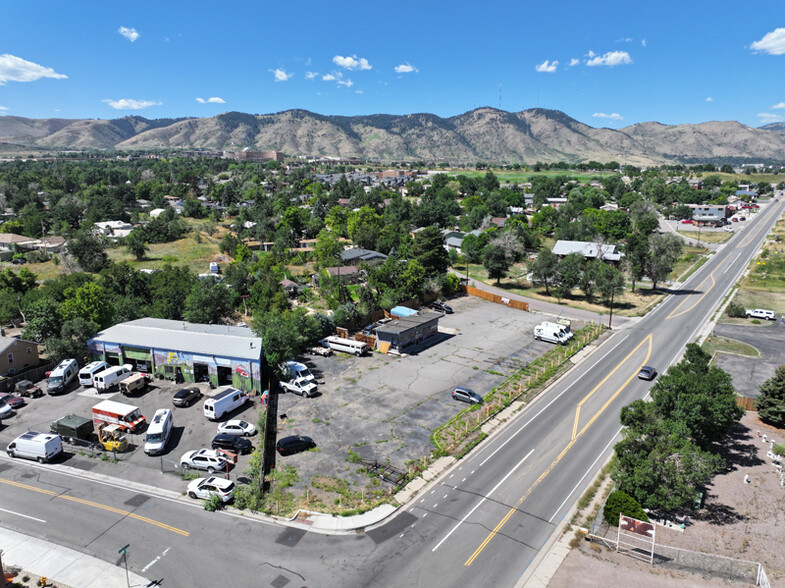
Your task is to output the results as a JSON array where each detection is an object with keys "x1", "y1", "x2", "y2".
[{"x1": 1, "y1": 108, "x2": 784, "y2": 165}]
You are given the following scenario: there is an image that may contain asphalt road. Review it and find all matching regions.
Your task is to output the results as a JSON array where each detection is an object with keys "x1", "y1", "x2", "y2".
[{"x1": 1, "y1": 194, "x2": 783, "y2": 587}]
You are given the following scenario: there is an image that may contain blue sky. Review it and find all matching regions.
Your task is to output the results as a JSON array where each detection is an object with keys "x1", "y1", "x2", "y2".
[{"x1": 2, "y1": 1, "x2": 784, "y2": 128}]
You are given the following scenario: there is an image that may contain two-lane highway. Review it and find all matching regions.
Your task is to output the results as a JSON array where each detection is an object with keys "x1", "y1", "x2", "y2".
[{"x1": 1, "y1": 197, "x2": 782, "y2": 587}]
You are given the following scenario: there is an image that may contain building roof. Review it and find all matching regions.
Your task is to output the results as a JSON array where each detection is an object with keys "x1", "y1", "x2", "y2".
[
  {"x1": 375, "y1": 311, "x2": 441, "y2": 335},
  {"x1": 0, "y1": 335, "x2": 39, "y2": 355},
  {"x1": 552, "y1": 240, "x2": 622, "y2": 262},
  {"x1": 89, "y1": 318, "x2": 262, "y2": 361},
  {"x1": 326, "y1": 265, "x2": 359, "y2": 277},
  {"x1": 340, "y1": 248, "x2": 388, "y2": 263}
]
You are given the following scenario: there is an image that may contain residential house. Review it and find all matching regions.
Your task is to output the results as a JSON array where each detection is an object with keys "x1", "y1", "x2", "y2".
[
  {"x1": 552, "y1": 240, "x2": 623, "y2": 263},
  {"x1": 0, "y1": 336, "x2": 40, "y2": 376},
  {"x1": 689, "y1": 205, "x2": 729, "y2": 226},
  {"x1": 340, "y1": 248, "x2": 388, "y2": 265},
  {"x1": 94, "y1": 220, "x2": 133, "y2": 239}
]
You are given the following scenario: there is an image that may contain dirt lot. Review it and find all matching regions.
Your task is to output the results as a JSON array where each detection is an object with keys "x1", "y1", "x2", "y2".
[{"x1": 551, "y1": 411, "x2": 785, "y2": 587}]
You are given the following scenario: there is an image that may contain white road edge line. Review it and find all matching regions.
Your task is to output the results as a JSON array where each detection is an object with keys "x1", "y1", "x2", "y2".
[
  {"x1": 479, "y1": 334, "x2": 629, "y2": 467},
  {"x1": 0, "y1": 506, "x2": 45, "y2": 523},
  {"x1": 548, "y1": 430, "x2": 621, "y2": 523},
  {"x1": 725, "y1": 252, "x2": 742, "y2": 273},
  {"x1": 141, "y1": 547, "x2": 171, "y2": 573},
  {"x1": 432, "y1": 449, "x2": 534, "y2": 552}
]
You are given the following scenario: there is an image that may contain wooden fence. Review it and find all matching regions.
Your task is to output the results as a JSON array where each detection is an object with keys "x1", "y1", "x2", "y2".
[
  {"x1": 737, "y1": 396, "x2": 756, "y2": 411},
  {"x1": 464, "y1": 285, "x2": 529, "y2": 312}
]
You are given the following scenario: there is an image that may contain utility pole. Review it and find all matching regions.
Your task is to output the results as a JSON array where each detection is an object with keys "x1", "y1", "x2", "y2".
[{"x1": 608, "y1": 288, "x2": 615, "y2": 330}]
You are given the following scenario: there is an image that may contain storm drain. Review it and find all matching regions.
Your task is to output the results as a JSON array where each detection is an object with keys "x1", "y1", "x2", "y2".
[
  {"x1": 124, "y1": 494, "x2": 149, "y2": 507},
  {"x1": 271, "y1": 575, "x2": 290, "y2": 588},
  {"x1": 274, "y1": 527, "x2": 306, "y2": 547}
]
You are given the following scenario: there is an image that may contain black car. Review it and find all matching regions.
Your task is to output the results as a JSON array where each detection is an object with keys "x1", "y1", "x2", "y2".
[
  {"x1": 429, "y1": 301, "x2": 454, "y2": 314},
  {"x1": 211, "y1": 433, "x2": 253, "y2": 455},
  {"x1": 276, "y1": 435, "x2": 316, "y2": 456},
  {"x1": 637, "y1": 366, "x2": 657, "y2": 381},
  {"x1": 172, "y1": 387, "x2": 202, "y2": 407}
]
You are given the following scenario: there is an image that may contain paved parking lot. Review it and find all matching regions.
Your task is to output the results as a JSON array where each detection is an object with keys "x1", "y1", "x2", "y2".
[
  {"x1": 0, "y1": 376, "x2": 262, "y2": 493},
  {"x1": 713, "y1": 321, "x2": 785, "y2": 398},
  {"x1": 274, "y1": 295, "x2": 584, "y2": 491}
]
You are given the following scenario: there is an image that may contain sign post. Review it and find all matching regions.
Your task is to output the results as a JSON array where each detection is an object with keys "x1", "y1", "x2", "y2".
[{"x1": 118, "y1": 544, "x2": 130, "y2": 588}]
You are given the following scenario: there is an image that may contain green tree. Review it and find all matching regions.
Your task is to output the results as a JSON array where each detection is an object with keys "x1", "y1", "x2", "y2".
[
  {"x1": 529, "y1": 248, "x2": 559, "y2": 295},
  {"x1": 149, "y1": 265, "x2": 196, "y2": 320},
  {"x1": 625, "y1": 231, "x2": 649, "y2": 292},
  {"x1": 461, "y1": 233, "x2": 487, "y2": 264},
  {"x1": 603, "y1": 490, "x2": 649, "y2": 526},
  {"x1": 483, "y1": 247, "x2": 511, "y2": 284},
  {"x1": 22, "y1": 298, "x2": 63, "y2": 342},
  {"x1": 183, "y1": 280, "x2": 234, "y2": 324},
  {"x1": 45, "y1": 317, "x2": 100, "y2": 364},
  {"x1": 220, "y1": 233, "x2": 241, "y2": 257},
  {"x1": 411, "y1": 226, "x2": 449, "y2": 277},
  {"x1": 553, "y1": 253, "x2": 583, "y2": 300},
  {"x1": 59, "y1": 282, "x2": 114, "y2": 327},
  {"x1": 125, "y1": 228, "x2": 149, "y2": 261},
  {"x1": 313, "y1": 229, "x2": 343, "y2": 268},
  {"x1": 596, "y1": 263, "x2": 625, "y2": 307},
  {"x1": 646, "y1": 233, "x2": 683, "y2": 289},
  {"x1": 756, "y1": 365, "x2": 785, "y2": 428},
  {"x1": 67, "y1": 230, "x2": 109, "y2": 273}
]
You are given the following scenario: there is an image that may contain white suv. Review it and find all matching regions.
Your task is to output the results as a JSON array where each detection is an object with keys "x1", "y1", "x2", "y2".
[
  {"x1": 180, "y1": 449, "x2": 228, "y2": 473},
  {"x1": 745, "y1": 309, "x2": 776, "y2": 320},
  {"x1": 187, "y1": 476, "x2": 235, "y2": 502}
]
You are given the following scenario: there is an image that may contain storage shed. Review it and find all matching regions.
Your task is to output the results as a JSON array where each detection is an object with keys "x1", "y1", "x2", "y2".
[
  {"x1": 374, "y1": 311, "x2": 441, "y2": 353},
  {"x1": 87, "y1": 318, "x2": 268, "y2": 393}
]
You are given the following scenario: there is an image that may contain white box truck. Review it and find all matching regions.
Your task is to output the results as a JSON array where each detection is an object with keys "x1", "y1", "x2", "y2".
[
  {"x1": 92, "y1": 400, "x2": 146, "y2": 433},
  {"x1": 203, "y1": 387, "x2": 249, "y2": 420},
  {"x1": 533, "y1": 322, "x2": 569, "y2": 345},
  {"x1": 6, "y1": 431, "x2": 63, "y2": 463}
]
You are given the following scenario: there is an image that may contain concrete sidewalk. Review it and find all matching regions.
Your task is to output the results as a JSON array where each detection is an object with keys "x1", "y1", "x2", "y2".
[{"x1": 0, "y1": 527, "x2": 150, "y2": 588}]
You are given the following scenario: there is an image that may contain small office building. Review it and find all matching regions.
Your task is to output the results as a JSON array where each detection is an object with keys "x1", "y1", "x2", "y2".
[
  {"x1": 87, "y1": 318, "x2": 268, "y2": 393},
  {"x1": 374, "y1": 311, "x2": 441, "y2": 353}
]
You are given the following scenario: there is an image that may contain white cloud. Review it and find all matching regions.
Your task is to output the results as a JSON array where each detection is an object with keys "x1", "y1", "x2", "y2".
[
  {"x1": 751, "y1": 28, "x2": 785, "y2": 55},
  {"x1": 355, "y1": 90, "x2": 363, "y2": 94},
  {"x1": 394, "y1": 62, "x2": 418, "y2": 73},
  {"x1": 641, "y1": 39, "x2": 647, "y2": 47},
  {"x1": 772, "y1": 102, "x2": 785, "y2": 109},
  {"x1": 118, "y1": 26, "x2": 139, "y2": 42},
  {"x1": 568, "y1": 58, "x2": 579, "y2": 67},
  {"x1": 593, "y1": 112, "x2": 624, "y2": 120},
  {"x1": 333, "y1": 55, "x2": 372, "y2": 70},
  {"x1": 705, "y1": 97, "x2": 714, "y2": 102},
  {"x1": 271, "y1": 68, "x2": 293, "y2": 82},
  {"x1": 196, "y1": 97, "x2": 225, "y2": 104},
  {"x1": 305, "y1": 71, "x2": 318, "y2": 79},
  {"x1": 338, "y1": 79, "x2": 354, "y2": 88},
  {"x1": 586, "y1": 51, "x2": 632, "y2": 66},
  {"x1": 535, "y1": 60, "x2": 558, "y2": 73},
  {"x1": 0, "y1": 54, "x2": 67, "y2": 85},
  {"x1": 196, "y1": 98, "x2": 205, "y2": 103},
  {"x1": 102, "y1": 98, "x2": 161, "y2": 110},
  {"x1": 616, "y1": 37, "x2": 633, "y2": 43},
  {"x1": 587, "y1": 50, "x2": 596, "y2": 58},
  {"x1": 758, "y1": 112, "x2": 784, "y2": 124},
  {"x1": 0, "y1": 105, "x2": 8, "y2": 111},
  {"x1": 322, "y1": 74, "x2": 336, "y2": 81}
]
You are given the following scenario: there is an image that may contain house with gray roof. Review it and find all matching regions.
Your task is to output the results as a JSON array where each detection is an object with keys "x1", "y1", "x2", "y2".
[
  {"x1": 552, "y1": 240, "x2": 623, "y2": 263},
  {"x1": 340, "y1": 248, "x2": 388, "y2": 265},
  {"x1": 87, "y1": 318, "x2": 268, "y2": 393}
]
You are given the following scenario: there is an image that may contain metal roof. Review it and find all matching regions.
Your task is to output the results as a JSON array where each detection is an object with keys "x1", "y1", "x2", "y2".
[
  {"x1": 375, "y1": 311, "x2": 440, "y2": 335},
  {"x1": 89, "y1": 318, "x2": 262, "y2": 360}
]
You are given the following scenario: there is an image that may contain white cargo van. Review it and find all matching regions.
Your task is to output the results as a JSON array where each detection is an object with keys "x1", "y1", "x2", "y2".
[
  {"x1": 321, "y1": 336, "x2": 368, "y2": 356},
  {"x1": 94, "y1": 364, "x2": 133, "y2": 392},
  {"x1": 47, "y1": 358, "x2": 79, "y2": 395},
  {"x1": 540, "y1": 321, "x2": 573, "y2": 340},
  {"x1": 144, "y1": 408, "x2": 173, "y2": 455},
  {"x1": 203, "y1": 387, "x2": 249, "y2": 421},
  {"x1": 533, "y1": 322, "x2": 569, "y2": 345},
  {"x1": 282, "y1": 361, "x2": 316, "y2": 383},
  {"x1": 79, "y1": 360, "x2": 110, "y2": 387},
  {"x1": 6, "y1": 431, "x2": 63, "y2": 463}
]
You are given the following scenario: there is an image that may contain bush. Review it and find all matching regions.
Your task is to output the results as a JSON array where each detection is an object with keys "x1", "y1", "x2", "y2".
[
  {"x1": 603, "y1": 490, "x2": 649, "y2": 526},
  {"x1": 726, "y1": 302, "x2": 746, "y2": 318},
  {"x1": 203, "y1": 494, "x2": 224, "y2": 511},
  {"x1": 773, "y1": 444, "x2": 785, "y2": 457}
]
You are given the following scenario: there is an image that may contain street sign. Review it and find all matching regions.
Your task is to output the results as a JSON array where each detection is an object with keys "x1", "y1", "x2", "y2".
[{"x1": 118, "y1": 544, "x2": 130, "y2": 555}]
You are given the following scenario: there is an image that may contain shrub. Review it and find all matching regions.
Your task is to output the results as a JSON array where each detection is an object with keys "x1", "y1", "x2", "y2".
[
  {"x1": 603, "y1": 490, "x2": 649, "y2": 526},
  {"x1": 203, "y1": 494, "x2": 224, "y2": 511},
  {"x1": 773, "y1": 444, "x2": 785, "y2": 457},
  {"x1": 726, "y1": 302, "x2": 746, "y2": 318}
]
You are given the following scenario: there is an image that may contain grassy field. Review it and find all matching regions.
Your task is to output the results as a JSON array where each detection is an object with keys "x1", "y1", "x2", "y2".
[
  {"x1": 444, "y1": 169, "x2": 616, "y2": 185},
  {"x1": 671, "y1": 245, "x2": 709, "y2": 279},
  {"x1": 106, "y1": 231, "x2": 224, "y2": 274},
  {"x1": 676, "y1": 229, "x2": 733, "y2": 244},
  {"x1": 702, "y1": 335, "x2": 759, "y2": 359}
]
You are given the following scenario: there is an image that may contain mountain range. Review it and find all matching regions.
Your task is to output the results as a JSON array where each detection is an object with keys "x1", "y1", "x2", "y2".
[{"x1": 1, "y1": 108, "x2": 784, "y2": 166}]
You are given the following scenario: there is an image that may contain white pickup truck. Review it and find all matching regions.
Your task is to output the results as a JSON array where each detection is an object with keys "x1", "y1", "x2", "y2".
[
  {"x1": 745, "y1": 308, "x2": 776, "y2": 320},
  {"x1": 280, "y1": 377, "x2": 318, "y2": 397}
]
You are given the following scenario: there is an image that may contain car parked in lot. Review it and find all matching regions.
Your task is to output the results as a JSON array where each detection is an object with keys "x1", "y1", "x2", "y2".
[
  {"x1": 15, "y1": 380, "x2": 43, "y2": 398},
  {"x1": 0, "y1": 397, "x2": 14, "y2": 419},
  {"x1": 723, "y1": 225, "x2": 734, "y2": 232},
  {"x1": 172, "y1": 387, "x2": 202, "y2": 407},
  {"x1": 637, "y1": 366, "x2": 657, "y2": 381},
  {"x1": 680, "y1": 219, "x2": 694, "y2": 224},
  {"x1": 276, "y1": 435, "x2": 316, "y2": 456},
  {"x1": 746, "y1": 308, "x2": 776, "y2": 320},
  {"x1": 429, "y1": 301, "x2": 454, "y2": 314},
  {"x1": 216, "y1": 420, "x2": 256, "y2": 436},
  {"x1": 451, "y1": 386, "x2": 483, "y2": 404},
  {"x1": 187, "y1": 476, "x2": 235, "y2": 503},
  {"x1": 0, "y1": 393, "x2": 25, "y2": 410},
  {"x1": 180, "y1": 448, "x2": 229, "y2": 472},
  {"x1": 211, "y1": 433, "x2": 253, "y2": 454}
]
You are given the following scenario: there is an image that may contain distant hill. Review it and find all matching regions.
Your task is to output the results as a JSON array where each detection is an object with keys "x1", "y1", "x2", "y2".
[{"x1": 1, "y1": 109, "x2": 784, "y2": 165}]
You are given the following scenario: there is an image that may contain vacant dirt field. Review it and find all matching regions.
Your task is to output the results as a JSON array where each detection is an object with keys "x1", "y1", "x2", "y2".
[{"x1": 551, "y1": 411, "x2": 785, "y2": 587}]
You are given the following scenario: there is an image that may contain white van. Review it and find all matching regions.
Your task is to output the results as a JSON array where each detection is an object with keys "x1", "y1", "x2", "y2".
[
  {"x1": 540, "y1": 321, "x2": 573, "y2": 340},
  {"x1": 321, "y1": 336, "x2": 368, "y2": 356},
  {"x1": 283, "y1": 360, "x2": 316, "y2": 384},
  {"x1": 47, "y1": 358, "x2": 79, "y2": 395},
  {"x1": 144, "y1": 408, "x2": 173, "y2": 455},
  {"x1": 79, "y1": 361, "x2": 110, "y2": 387},
  {"x1": 533, "y1": 322, "x2": 569, "y2": 345},
  {"x1": 203, "y1": 387, "x2": 249, "y2": 421},
  {"x1": 6, "y1": 431, "x2": 63, "y2": 463},
  {"x1": 94, "y1": 364, "x2": 133, "y2": 392}
]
